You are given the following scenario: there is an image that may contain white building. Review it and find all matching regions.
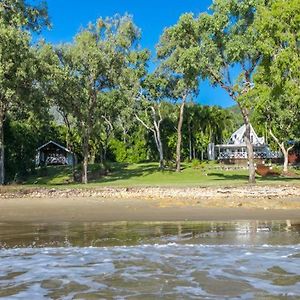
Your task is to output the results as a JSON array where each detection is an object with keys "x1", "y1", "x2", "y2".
[{"x1": 212, "y1": 124, "x2": 280, "y2": 162}]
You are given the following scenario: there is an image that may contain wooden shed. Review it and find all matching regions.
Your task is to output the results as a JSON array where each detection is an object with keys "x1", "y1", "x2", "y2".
[{"x1": 36, "y1": 141, "x2": 75, "y2": 166}]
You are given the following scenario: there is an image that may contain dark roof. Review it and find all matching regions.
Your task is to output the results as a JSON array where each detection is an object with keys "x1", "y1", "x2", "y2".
[{"x1": 36, "y1": 141, "x2": 72, "y2": 153}]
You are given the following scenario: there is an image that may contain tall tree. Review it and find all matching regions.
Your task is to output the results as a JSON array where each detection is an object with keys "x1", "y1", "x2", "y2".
[
  {"x1": 135, "y1": 73, "x2": 171, "y2": 169},
  {"x1": 195, "y1": 0, "x2": 266, "y2": 183},
  {"x1": 251, "y1": 0, "x2": 300, "y2": 173},
  {"x1": 157, "y1": 14, "x2": 200, "y2": 172},
  {"x1": 41, "y1": 15, "x2": 147, "y2": 183},
  {"x1": 0, "y1": 0, "x2": 48, "y2": 184}
]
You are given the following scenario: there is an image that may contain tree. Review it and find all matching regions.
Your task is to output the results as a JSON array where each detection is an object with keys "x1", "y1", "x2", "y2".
[
  {"x1": 251, "y1": 0, "x2": 300, "y2": 173},
  {"x1": 0, "y1": 0, "x2": 48, "y2": 31},
  {"x1": 0, "y1": 0, "x2": 48, "y2": 184},
  {"x1": 183, "y1": 104, "x2": 234, "y2": 160},
  {"x1": 135, "y1": 73, "x2": 171, "y2": 169},
  {"x1": 193, "y1": 0, "x2": 267, "y2": 183},
  {"x1": 4, "y1": 111, "x2": 64, "y2": 182},
  {"x1": 157, "y1": 14, "x2": 200, "y2": 172},
  {"x1": 41, "y1": 15, "x2": 147, "y2": 183}
]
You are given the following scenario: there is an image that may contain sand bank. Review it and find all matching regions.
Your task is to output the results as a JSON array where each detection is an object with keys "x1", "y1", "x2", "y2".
[{"x1": 0, "y1": 185, "x2": 300, "y2": 222}]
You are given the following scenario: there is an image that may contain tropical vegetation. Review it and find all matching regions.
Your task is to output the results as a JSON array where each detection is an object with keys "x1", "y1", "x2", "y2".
[{"x1": 0, "y1": 0, "x2": 299, "y2": 184}]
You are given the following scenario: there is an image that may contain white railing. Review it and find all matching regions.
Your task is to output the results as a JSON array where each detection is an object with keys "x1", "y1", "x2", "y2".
[
  {"x1": 218, "y1": 151, "x2": 282, "y2": 160},
  {"x1": 46, "y1": 154, "x2": 67, "y2": 165},
  {"x1": 219, "y1": 152, "x2": 247, "y2": 159}
]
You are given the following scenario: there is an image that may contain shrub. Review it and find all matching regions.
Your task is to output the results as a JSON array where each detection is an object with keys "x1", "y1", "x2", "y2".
[{"x1": 191, "y1": 159, "x2": 201, "y2": 169}]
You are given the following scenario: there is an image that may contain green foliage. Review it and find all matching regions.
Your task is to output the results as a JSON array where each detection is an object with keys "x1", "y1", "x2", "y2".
[
  {"x1": 251, "y1": 0, "x2": 300, "y2": 150},
  {"x1": 4, "y1": 116, "x2": 65, "y2": 182},
  {"x1": 109, "y1": 139, "x2": 128, "y2": 163},
  {"x1": 0, "y1": 0, "x2": 49, "y2": 30},
  {"x1": 40, "y1": 15, "x2": 149, "y2": 182},
  {"x1": 157, "y1": 13, "x2": 200, "y2": 98},
  {"x1": 109, "y1": 128, "x2": 148, "y2": 164},
  {"x1": 4, "y1": 120, "x2": 36, "y2": 181},
  {"x1": 166, "y1": 133, "x2": 177, "y2": 160},
  {"x1": 0, "y1": 0, "x2": 49, "y2": 183},
  {"x1": 0, "y1": 20, "x2": 33, "y2": 110},
  {"x1": 191, "y1": 159, "x2": 201, "y2": 169},
  {"x1": 6, "y1": 1, "x2": 300, "y2": 184},
  {"x1": 126, "y1": 139, "x2": 148, "y2": 163},
  {"x1": 195, "y1": 0, "x2": 264, "y2": 107},
  {"x1": 194, "y1": 132, "x2": 210, "y2": 152}
]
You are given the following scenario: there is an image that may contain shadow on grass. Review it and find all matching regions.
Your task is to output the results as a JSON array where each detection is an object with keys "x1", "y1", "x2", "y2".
[
  {"x1": 26, "y1": 163, "x2": 168, "y2": 186},
  {"x1": 94, "y1": 163, "x2": 160, "y2": 184},
  {"x1": 259, "y1": 175, "x2": 300, "y2": 182},
  {"x1": 207, "y1": 172, "x2": 249, "y2": 181},
  {"x1": 208, "y1": 172, "x2": 300, "y2": 183},
  {"x1": 26, "y1": 166, "x2": 73, "y2": 185}
]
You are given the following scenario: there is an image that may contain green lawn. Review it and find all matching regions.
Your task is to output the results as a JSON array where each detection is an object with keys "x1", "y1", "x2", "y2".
[{"x1": 23, "y1": 162, "x2": 300, "y2": 188}]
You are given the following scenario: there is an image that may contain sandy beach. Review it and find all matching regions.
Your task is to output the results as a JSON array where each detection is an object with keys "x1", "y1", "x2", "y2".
[{"x1": 0, "y1": 185, "x2": 300, "y2": 222}]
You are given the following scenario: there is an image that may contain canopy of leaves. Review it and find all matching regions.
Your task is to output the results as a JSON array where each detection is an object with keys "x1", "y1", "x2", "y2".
[
  {"x1": 0, "y1": 0, "x2": 49, "y2": 30},
  {"x1": 195, "y1": 0, "x2": 266, "y2": 107},
  {"x1": 251, "y1": 0, "x2": 300, "y2": 144},
  {"x1": 157, "y1": 13, "x2": 201, "y2": 98}
]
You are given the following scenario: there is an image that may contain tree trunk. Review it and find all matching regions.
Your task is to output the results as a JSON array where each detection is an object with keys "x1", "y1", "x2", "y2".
[
  {"x1": 154, "y1": 120, "x2": 164, "y2": 170},
  {"x1": 283, "y1": 148, "x2": 289, "y2": 174},
  {"x1": 0, "y1": 115, "x2": 4, "y2": 185},
  {"x1": 157, "y1": 132, "x2": 164, "y2": 170},
  {"x1": 62, "y1": 112, "x2": 76, "y2": 181},
  {"x1": 244, "y1": 122, "x2": 256, "y2": 183},
  {"x1": 89, "y1": 148, "x2": 96, "y2": 164},
  {"x1": 82, "y1": 132, "x2": 89, "y2": 184},
  {"x1": 269, "y1": 130, "x2": 293, "y2": 175},
  {"x1": 176, "y1": 97, "x2": 186, "y2": 172},
  {"x1": 152, "y1": 129, "x2": 164, "y2": 170},
  {"x1": 72, "y1": 152, "x2": 76, "y2": 181},
  {"x1": 159, "y1": 149, "x2": 164, "y2": 169},
  {"x1": 239, "y1": 105, "x2": 256, "y2": 184},
  {"x1": 135, "y1": 110, "x2": 164, "y2": 170},
  {"x1": 188, "y1": 120, "x2": 192, "y2": 161},
  {"x1": 103, "y1": 144, "x2": 107, "y2": 162}
]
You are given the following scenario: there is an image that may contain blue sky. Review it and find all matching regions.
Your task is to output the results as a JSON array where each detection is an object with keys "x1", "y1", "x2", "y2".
[{"x1": 41, "y1": 0, "x2": 235, "y2": 108}]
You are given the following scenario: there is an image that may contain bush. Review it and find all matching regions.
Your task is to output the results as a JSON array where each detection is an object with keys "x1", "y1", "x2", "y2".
[
  {"x1": 109, "y1": 139, "x2": 128, "y2": 162},
  {"x1": 191, "y1": 159, "x2": 207, "y2": 170},
  {"x1": 109, "y1": 137, "x2": 148, "y2": 164},
  {"x1": 191, "y1": 159, "x2": 201, "y2": 168}
]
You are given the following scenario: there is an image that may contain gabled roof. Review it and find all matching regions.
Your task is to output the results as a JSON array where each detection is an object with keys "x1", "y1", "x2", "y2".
[
  {"x1": 227, "y1": 124, "x2": 265, "y2": 146},
  {"x1": 36, "y1": 140, "x2": 72, "y2": 153}
]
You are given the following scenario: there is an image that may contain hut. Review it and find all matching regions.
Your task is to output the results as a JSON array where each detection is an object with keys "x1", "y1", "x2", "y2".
[{"x1": 36, "y1": 141, "x2": 75, "y2": 166}]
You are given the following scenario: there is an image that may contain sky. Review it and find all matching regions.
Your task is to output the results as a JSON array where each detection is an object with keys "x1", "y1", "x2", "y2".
[{"x1": 41, "y1": 0, "x2": 235, "y2": 108}]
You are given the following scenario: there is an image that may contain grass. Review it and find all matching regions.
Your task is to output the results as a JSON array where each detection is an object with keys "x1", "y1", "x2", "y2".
[{"x1": 21, "y1": 161, "x2": 300, "y2": 189}]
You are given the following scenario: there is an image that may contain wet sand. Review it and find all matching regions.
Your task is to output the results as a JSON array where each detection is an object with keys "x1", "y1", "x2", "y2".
[{"x1": 0, "y1": 194, "x2": 300, "y2": 223}]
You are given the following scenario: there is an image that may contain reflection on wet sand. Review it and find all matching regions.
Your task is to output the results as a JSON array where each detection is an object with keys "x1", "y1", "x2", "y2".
[{"x1": 0, "y1": 220, "x2": 299, "y2": 248}]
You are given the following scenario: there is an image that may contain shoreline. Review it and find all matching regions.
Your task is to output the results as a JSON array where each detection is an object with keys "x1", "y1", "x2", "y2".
[{"x1": 0, "y1": 185, "x2": 300, "y2": 223}]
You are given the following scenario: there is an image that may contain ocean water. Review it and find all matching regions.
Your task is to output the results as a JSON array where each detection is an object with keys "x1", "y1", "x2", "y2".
[{"x1": 0, "y1": 221, "x2": 299, "y2": 299}]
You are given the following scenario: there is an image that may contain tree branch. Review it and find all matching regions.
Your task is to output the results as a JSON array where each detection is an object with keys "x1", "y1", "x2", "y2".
[
  {"x1": 287, "y1": 144, "x2": 295, "y2": 153},
  {"x1": 135, "y1": 113, "x2": 155, "y2": 133},
  {"x1": 208, "y1": 67, "x2": 236, "y2": 99},
  {"x1": 101, "y1": 115, "x2": 113, "y2": 131}
]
